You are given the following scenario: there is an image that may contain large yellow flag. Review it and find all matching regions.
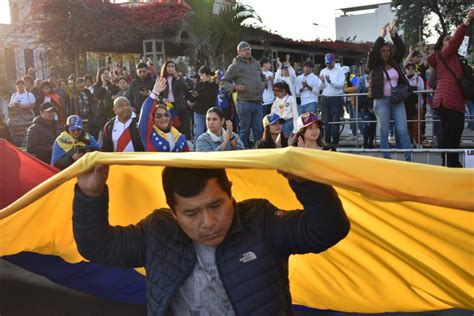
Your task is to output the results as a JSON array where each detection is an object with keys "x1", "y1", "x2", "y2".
[{"x1": 0, "y1": 148, "x2": 472, "y2": 312}]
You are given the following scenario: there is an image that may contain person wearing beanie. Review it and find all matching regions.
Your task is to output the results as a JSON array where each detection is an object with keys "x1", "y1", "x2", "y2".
[
  {"x1": 26, "y1": 102, "x2": 60, "y2": 163},
  {"x1": 221, "y1": 41, "x2": 266, "y2": 148}
]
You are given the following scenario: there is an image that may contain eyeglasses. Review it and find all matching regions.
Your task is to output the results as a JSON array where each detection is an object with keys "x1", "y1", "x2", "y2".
[{"x1": 154, "y1": 112, "x2": 170, "y2": 119}]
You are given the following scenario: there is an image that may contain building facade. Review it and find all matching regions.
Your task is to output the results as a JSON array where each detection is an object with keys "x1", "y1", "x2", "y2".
[{"x1": 335, "y1": 3, "x2": 399, "y2": 43}]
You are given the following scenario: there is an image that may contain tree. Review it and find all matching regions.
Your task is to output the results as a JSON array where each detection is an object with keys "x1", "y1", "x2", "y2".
[
  {"x1": 30, "y1": 0, "x2": 189, "y2": 75},
  {"x1": 393, "y1": 0, "x2": 472, "y2": 46},
  {"x1": 183, "y1": 0, "x2": 260, "y2": 69}
]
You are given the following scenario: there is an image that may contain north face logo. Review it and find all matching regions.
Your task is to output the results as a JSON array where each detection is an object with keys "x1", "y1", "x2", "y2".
[{"x1": 239, "y1": 251, "x2": 257, "y2": 263}]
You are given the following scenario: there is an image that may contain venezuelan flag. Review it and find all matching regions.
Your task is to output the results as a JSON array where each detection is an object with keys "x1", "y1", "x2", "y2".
[{"x1": 0, "y1": 146, "x2": 472, "y2": 312}]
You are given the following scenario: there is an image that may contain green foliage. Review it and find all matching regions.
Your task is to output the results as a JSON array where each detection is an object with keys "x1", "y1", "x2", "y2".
[
  {"x1": 184, "y1": 0, "x2": 260, "y2": 69},
  {"x1": 393, "y1": 0, "x2": 472, "y2": 46}
]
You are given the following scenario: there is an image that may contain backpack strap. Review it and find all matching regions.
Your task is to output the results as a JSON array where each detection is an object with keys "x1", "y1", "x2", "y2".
[{"x1": 438, "y1": 52, "x2": 460, "y2": 81}]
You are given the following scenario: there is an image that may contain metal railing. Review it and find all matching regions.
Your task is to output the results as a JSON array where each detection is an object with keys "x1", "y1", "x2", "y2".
[
  {"x1": 337, "y1": 148, "x2": 472, "y2": 166},
  {"x1": 319, "y1": 90, "x2": 474, "y2": 148}
]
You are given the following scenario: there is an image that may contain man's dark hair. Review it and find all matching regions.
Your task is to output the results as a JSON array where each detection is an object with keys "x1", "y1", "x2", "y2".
[
  {"x1": 303, "y1": 60, "x2": 314, "y2": 68},
  {"x1": 259, "y1": 57, "x2": 270, "y2": 67},
  {"x1": 136, "y1": 62, "x2": 148, "y2": 69},
  {"x1": 162, "y1": 168, "x2": 231, "y2": 211}
]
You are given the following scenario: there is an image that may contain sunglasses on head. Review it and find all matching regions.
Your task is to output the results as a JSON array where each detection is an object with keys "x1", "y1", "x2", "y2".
[{"x1": 154, "y1": 112, "x2": 170, "y2": 119}]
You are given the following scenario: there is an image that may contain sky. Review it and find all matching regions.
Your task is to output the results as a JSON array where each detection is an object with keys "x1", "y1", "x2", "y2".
[
  {"x1": 0, "y1": 0, "x2": 388, "y2": 41},
  {"x1": 240, "y1": 0, "x2": 387, "y2": 41},
  {"x1": 0, "y1": 0, "x2": 9, "y2": 24}
]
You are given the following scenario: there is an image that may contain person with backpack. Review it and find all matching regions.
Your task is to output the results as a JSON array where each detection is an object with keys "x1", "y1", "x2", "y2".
[{"x1": 427, "y1": 9, "x2": 473, "y2": 167}]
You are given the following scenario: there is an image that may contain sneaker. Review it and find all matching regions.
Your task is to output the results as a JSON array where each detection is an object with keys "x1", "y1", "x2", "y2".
[{"x1": 346, "y1": 135, "x2": 357, "y2": 141}]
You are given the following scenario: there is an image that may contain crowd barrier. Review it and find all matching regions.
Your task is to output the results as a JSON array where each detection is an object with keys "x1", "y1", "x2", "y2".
[{"x1": 321, "y1": 90, "x2": 474, "y2": 148}]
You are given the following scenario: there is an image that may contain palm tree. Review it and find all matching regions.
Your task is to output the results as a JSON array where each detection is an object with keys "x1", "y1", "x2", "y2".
[{"x1": 183, "y1": 0, "x2": 260, "y2": 69}]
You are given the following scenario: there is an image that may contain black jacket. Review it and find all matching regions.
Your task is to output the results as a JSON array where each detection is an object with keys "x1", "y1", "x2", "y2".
[
  {"x1": 367, "y1": 34, "x2": 409, "y2": 99},
  {"x1": 26, "y1": 116, "x2": 59, "y2": 163},
  {"x1": 73, "y1": 180, "x2": 350, "y2": 316},
  {"x1": 101, "y1": 116, "x2": 144, "y2": 152},
  {"x1": 192, "y1": 81, "x2": 219, "y2": 114},
  {"x1": 126, "y1": 74, "x2": 155, "y2": 112}
]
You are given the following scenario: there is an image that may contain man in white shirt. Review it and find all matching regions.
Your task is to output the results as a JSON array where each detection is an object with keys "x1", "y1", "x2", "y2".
[
  {"x1": 295, "y1": 61, "x2": 320, "y2": 116},
  {"x1": 319, "y1": 53, "x2": 345, "y2": 145},
  {"x1": 101, "y1": 97, "x2": 144, "y2": 152},
  {"x1": 260, "y1": 57, "x2": 275, "y2": 116}
]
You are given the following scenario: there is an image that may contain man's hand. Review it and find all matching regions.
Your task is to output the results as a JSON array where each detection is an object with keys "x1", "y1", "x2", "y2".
[
  {"x1": 297, "y1": 136, "x2": 305, "y2": 148},
  {"x1": 464, "y1": 8, "x2": 474, "y2": 25},
  {"x1": 380, "y1": 23, "x2": 389, "y2": 38},
  {"x1": 152, "y1": 77, "x2": 167, "y2": 95},
  {"x1": 388, "y1": 19, "x2": 397, "y2": 37},
  {"x1": 319, "y1": 75, "x2": 325, "y2": 82},
  {"x1": 325, "y1": 75, "x2": 331, "y2": 84},
  {"x1": 275, "y1": 133, "x2": 282, "y2": 148},
  {"x1": 72, "y1": 152, "x2": 84, "y2": 161},
  {"x1": 234, "y1": 84, "x2": 246, "y2": 93},
  {"x1": 277, "y1": 59, "x2": 283, "y2": 69},
  {"x1": 224, "y1": 120, "x2": 233, "y2": 142},
  {"x1": 77, "y1": 164, "x2": 109, "y2": 197}
]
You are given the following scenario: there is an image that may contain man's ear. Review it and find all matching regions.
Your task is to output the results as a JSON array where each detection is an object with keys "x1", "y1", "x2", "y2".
[{"x1": 171, "y1": 209, "x2": 177, "y2": 220}]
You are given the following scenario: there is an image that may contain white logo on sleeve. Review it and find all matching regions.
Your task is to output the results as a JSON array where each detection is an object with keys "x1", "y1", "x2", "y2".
[{"x1": 239, "y1": 251, "x2": 257, "y2": 263}]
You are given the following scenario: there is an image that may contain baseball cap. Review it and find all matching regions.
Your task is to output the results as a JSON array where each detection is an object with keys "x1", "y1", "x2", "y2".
[
  {"x1": 66, "y1": 115, "x2": 84, "y2": 131},
  {"x1": 39, "y1": 102, "x2": 57, "y2": 112},
  {"x1": 324, "y1": 53, "x2": 335, "y2": 64},
  {"x1": 262, "y1": 113, "x2": 285, "y2": 128},
  {"x1": 296, "y1": 112, "x2": 322, "y2": 131}
]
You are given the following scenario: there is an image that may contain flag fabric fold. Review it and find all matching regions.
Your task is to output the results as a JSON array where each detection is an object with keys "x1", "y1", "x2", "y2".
[{"x1": 0, "y1": 148, "x2": 472, "y2": 312}]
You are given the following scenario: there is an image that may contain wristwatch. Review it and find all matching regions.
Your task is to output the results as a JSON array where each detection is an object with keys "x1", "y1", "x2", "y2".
[{"x1": 229, "y1": 136, "x2": 235, "y2": 141}]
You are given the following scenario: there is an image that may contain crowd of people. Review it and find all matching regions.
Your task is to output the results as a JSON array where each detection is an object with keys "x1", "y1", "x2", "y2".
[{"x1": 1, "y1": 12, "x2": 473, "y2": 168}]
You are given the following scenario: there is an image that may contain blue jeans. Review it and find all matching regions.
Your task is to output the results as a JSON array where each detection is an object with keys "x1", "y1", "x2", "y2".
[
  {"x1": 321, "y1": 96, "x2": 343, "y2": 145},
  {"x1": 282, "y1": 119, "x2": 294, "y2": 138},
  {"x1": 373, "y1": 97, "x2": 412, "y2": 161},
  {"x1": 237, "y1": 100, "x2": 263, "y2": 148},
  {"x1": 193, "y1": 112, "x2": 206, "y2": 143},
  {"x1": 262, "y1": 103, "x2": 272, "y2": 116},
  {"x1": 297, "y1": 102, "x2": 317, "y2": 116},
  {"x1": 346, "y1": 100, "x2": 357, "y2": 136}
]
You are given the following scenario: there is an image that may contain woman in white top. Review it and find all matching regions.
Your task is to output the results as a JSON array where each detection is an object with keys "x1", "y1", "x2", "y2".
[{"x1": 270, "y1": 81, "x2": 298, "y2": 138}]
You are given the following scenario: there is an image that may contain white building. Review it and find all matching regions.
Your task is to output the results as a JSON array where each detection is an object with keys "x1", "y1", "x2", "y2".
[{"x1": 335, "y1": 2, "x2": 400, "y2": 43}]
